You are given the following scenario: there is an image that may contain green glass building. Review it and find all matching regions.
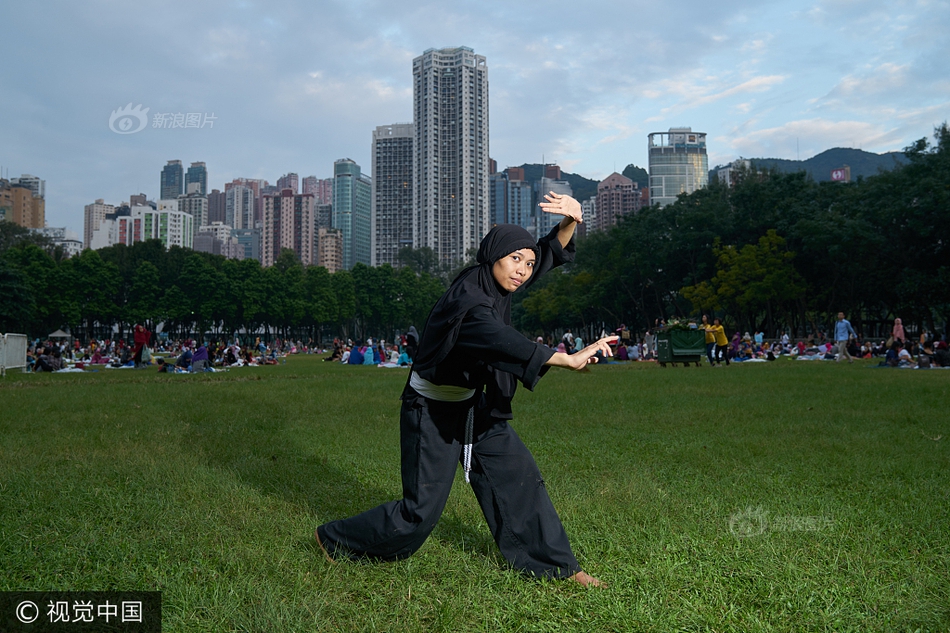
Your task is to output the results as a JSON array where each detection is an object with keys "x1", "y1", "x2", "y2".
[{"x1": 332, "y1": 159, "x2": 372, "y2": 270}]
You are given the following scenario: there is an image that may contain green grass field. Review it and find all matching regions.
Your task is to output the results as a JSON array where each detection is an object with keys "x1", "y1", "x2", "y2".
[{"x1": 1, "y1": 356, "x2": 948, "y2": 632}]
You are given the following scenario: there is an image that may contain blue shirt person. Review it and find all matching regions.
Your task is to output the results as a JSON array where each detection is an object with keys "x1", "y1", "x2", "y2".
[{"x1": 834, "y1": 312, "x2": 857, "y2": 363}]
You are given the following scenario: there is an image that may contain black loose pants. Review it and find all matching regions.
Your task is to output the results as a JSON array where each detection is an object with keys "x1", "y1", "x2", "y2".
[{"x1": 317, "y1": 390, "x2": 581, "y2": 579}]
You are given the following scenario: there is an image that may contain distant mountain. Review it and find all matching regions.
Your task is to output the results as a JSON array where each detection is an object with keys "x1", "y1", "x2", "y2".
[
  {"x1": 718, "y1": 148, "x2": 907, "y2": 182},
  {"x1": 516, "y1": 164, "x2": 600, "y2": 202}
]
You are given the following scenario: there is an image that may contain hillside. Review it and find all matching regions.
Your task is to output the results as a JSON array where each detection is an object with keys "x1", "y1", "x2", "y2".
[
  {"x1": 742, "y1": 148, "x2": 907, "y2": 182},
  {"x1": 517, "y1": 164, "x2": 600, "y2": 202}
]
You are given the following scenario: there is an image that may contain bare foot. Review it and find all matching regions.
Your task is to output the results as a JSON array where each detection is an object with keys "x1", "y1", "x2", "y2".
[{"x1": 568, "y1": 571, "x2": 606, "y2": 588}]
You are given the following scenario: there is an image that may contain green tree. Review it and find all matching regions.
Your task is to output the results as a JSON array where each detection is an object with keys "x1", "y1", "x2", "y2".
[
  {"x1": 621, "y1": 164, "x2": 649, "y2": 189},
  {"x1": 0, "y1": 259, "x2": 35, "y2": 333},
  {"x1": 64, "y1": 249, "x2": 121, "y2": 338},
  {"x1": 681, "y1": 230, "x2": 805, "y2": 334},
  {"x1": 126, "y1": 260, "x2": 163, "y2": 328}
]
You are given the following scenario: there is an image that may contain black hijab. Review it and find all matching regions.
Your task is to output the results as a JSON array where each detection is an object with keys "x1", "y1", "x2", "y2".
[{"x1": 412, "y1": 224, "x2": 540, "y2": 375}]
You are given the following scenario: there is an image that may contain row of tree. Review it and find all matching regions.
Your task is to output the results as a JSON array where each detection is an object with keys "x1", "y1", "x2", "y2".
[
  {"x1": 515, "y1": 125, "x2": 950, "y2": 341},
  {"x1": 2, "y1": 125, "x2": 946, "y2": 344},
  {"x1": 0, "y1": 234, "x2": 445, "y2": 343}
]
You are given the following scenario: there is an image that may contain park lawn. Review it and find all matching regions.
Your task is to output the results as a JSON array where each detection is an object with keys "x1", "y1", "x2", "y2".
[{"x1": 0, "y1": 356, "x2": 948, "y2": 632}]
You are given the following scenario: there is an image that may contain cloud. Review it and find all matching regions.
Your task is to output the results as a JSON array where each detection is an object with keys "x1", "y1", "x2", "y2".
[
  {"x1": 720, "y1": 117, "x2": 903, "y2": 159},
  {"x1": 2, "y1": 0, "x2": 947, "y2": 235},
  {"x1": 823, "y1": 63, "x2": 910, "y2": 102},
  {"x1": 646, "y1": 73, "x2": 786, "y2": 122}
]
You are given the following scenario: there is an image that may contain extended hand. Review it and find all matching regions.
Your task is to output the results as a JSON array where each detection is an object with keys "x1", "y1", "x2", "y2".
[
  {"x1": 538, "y1": 192, "x2": 583, "y2": 224},
  {"x1": 567, "y1": 336, "x2": 618, "y2": 371}
]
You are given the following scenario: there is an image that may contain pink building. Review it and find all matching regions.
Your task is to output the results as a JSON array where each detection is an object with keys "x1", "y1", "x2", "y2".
[
  {"x1": 302, "y1": 176, "x2": 333, "y2": 205},
  {"x1": 277, "y1": 173, "x2": 299, "y2": 194},
  {"x1": 261, "y1": 189, "x2": 315, "y2": 267},
  {"x1": 595, "y1": 173, "x2": 642, "y2": 233}
]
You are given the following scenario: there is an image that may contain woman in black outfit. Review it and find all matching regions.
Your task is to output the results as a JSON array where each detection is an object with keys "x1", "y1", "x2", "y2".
[{"x1": 316, "y1": 193, "x2": 616, "y2": 587}]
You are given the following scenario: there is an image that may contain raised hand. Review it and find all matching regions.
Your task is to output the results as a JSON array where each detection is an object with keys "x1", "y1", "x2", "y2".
[{"x1": 538, "y1": 191, "x2": 583, "y2": 224}]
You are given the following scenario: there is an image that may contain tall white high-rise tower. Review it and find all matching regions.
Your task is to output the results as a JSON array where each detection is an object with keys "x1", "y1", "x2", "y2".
[{"x1": 412, "y1": 46, "x2": 489, "y2": 266}]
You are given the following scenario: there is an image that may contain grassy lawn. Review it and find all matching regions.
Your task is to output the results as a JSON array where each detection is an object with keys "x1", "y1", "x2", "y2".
[{"x1": 1, "y1": 356, "x2": 948, "y2": 632}]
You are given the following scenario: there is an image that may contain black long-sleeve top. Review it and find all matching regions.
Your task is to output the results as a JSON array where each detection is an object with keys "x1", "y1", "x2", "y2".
[{"x1": 413, "y1": 225, "x2": 575, "y2": 419}]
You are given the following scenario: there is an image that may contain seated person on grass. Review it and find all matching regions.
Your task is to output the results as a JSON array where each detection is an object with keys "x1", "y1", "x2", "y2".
[
  {"x1": 176, "y1": 346, "x2": 193, "y2": 370},
  {"x1": 934, "y1": 341, "x2": 950, "y2": 368},
  {"x1": 192, "y1": 344, "x2": 210, "y2": 372},
  {"x1": 898, "y1": 342, "x2": 915, "y2": 367},
  {"x1": 34, "y1": 347, "x2": 53, "y2": 372},
  {"x1": 261, "y1": 347, "x2": 279, "y2": 365}
]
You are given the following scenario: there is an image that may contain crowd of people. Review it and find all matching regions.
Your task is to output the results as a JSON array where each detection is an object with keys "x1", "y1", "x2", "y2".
[
  {"x1": 23, "y1": 313, "x2": 948, "y2": 374},
  {"x1": 587, "y1": 315, "x2": 949, "y2": 369},
  {"x1": 25, "y1": 326, "x2": 334, "y2": 373},
  {"x1": 324, "y1": 331, "x2": 416, "y2": 368}
]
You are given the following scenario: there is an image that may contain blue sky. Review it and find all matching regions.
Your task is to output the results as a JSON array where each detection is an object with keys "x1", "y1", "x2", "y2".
[{"x1": 2, "y1": 0, "x2": 948, "y2": 236}]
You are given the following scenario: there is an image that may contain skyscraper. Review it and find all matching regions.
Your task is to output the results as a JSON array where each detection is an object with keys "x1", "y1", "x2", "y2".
[
  {"x1": 0, "y1": 180, "x2": 44, "y2": 229},
  {"x1": 276, "y1": 173, "x2": 299, "y2": 194},
  {"x1": 84, "y1": 198, "x2": 115, "y2": 248},
  {"x1": 594, "y1": 173, "x2": 641, "y2": 232},
  {"x1": 225, "y1": 185, "x2": 255, "y2": 230},
  {"x1": 371, "y1": 123, "x2": 414, "y2": 267},
  {"x1": 413, "y1": 46, "x2": 489, "y2": 266},
  {"x1": 207, "y1": 189, "x2": 226, "y2": 224},
  {"x1": 303, "y1": 176, "x2": 333, "y2": 204},
  {"x1": 178, "y1": 191, "x2": 209, "y2": 228},
  {"x1": 261, "y1": 189, "x2": 315, "y2": 267},
  {"x1": 648, "y1": 128, "x2": 708, "y2": 207},
  {"x1": 316, "y1": 227, "x2": 343, "y2": 273},
  {"x1": 533, "y1": 174, "x2": 572, "y2": 238},
  {"x1": 185, "y1": 161, "x2": 208, "y2": 194},
  {"x1": 110, "y1": 203, "x2": 193, "y2": 250},
  {"x1": 489, "y1": 168, "x2": 533, "y2": 229},
  {"x1": 225, "y1": 178, "x2": 266, "y2": 225},
  {"x1": 332, "y1": 158, "x2": 372, "y2": 270},
  {"x1": 11, "y1": 174, "x2": 45, "y2": 199},
  {"x1": 160, "y1": 160, "x2": 184, "y2": 200}
]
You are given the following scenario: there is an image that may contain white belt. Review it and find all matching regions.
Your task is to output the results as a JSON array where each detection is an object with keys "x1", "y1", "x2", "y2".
[
  {"x1": 409, "y1": 372, "x2": 477, "y2": 482},
  {"x1": 409, "y1": 372, "x2": 475, "y2": 402}
]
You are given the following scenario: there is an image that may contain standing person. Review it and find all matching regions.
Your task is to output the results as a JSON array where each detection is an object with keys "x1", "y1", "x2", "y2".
[
  {"x1": 701, "y1": 315, "x2": 715, "y2": 365},
  {"x1": 315, "y1": 193, "x2": 614, "y2": 588},
  {"x1": 834, "y1": 312, "x2": 857, "y2": 364},
  {"x1": 711, "y1": 318, "x2": 730, "y2": 366},
  {"x1": 891, "y1": 318, "x2": 906, "y2": 345},
  {"x1": 131, "y1": 323, "x2": 151, "y2": 368},
  {"x1": 561, "y1": 331, "x2": 573, "y2": 350},
  {"x1": 405, "y1": 326, "x2": 419, "y2": 363}
]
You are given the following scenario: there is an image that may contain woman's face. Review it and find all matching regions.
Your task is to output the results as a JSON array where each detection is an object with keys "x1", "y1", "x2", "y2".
[{"x1": 492, "y1": 249, "x2": 536, "y2": 292}]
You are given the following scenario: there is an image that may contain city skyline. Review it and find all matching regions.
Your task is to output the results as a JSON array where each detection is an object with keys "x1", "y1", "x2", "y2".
[{"x1": 1, "y1": 0, "x2": 947, "y2": 237}]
